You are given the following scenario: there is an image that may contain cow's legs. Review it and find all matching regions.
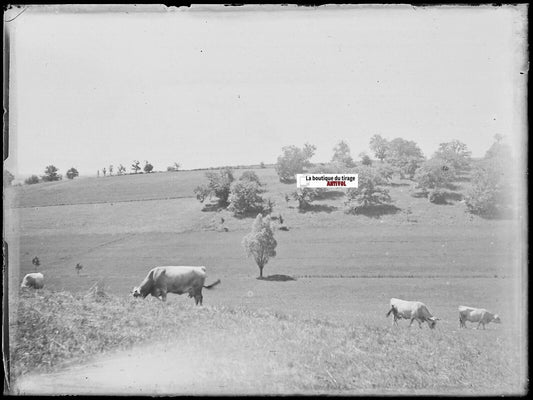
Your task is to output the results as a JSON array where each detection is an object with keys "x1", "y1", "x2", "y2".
[{"x1": 409, "y1": 318, "x2": 415, "y2": 328}]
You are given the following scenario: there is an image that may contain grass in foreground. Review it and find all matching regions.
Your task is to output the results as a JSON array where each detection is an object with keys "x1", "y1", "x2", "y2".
[{"x1": 10, "y1": 289, "x2": 525, "y2": 395}]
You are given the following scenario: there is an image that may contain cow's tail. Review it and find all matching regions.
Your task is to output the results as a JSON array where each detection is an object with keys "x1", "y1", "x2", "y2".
[{"x1": 204, "y1": 279, "x2": 221, "y2": 289}]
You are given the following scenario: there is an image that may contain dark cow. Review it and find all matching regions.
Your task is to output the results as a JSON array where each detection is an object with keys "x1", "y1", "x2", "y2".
[
  {"x1": 132, "y1": 266, "x2": 220, "y2": 305},
  {"x1": 21, "y1": 273, "x2": 44, "y2": 289}
]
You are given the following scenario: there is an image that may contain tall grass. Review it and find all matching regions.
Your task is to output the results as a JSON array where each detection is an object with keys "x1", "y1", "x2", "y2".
[{"x1": 11, "y1": 290, "x2": 524, "y2": 394}]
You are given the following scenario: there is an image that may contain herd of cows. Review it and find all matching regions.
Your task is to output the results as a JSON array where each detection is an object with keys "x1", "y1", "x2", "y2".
[{"x1": 20, "y1": 266, "x2": 502, "y2": 330}]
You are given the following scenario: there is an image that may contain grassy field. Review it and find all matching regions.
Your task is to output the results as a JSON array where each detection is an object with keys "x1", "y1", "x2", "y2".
[{"x1": 4, "y1": 167, "x2": 527, "y2": 394}]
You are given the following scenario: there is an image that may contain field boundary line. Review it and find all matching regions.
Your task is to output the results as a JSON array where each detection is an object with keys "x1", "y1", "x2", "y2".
[{"x1": 13, "y1": 195, "x2": 195, "y2": 209}]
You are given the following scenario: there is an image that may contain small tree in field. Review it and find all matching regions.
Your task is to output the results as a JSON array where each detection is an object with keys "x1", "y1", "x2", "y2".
[
  {"x1": 144, "y1": 161, "x2": 154, "y2": 173},
  {"x1": 359, "y1": 152, "x2": 373, "y2": 166},
  {"x1": 228, "y1": 180, "x2": 265, "y2": 216},
  {"x1": 42, "y1": 165, "x2": 62, "y2": 182},
  {"x1": 345, "y1": 166, "x2": 391, "y2": 213},
  {"x1": 117, "y1": 164, "x2": 126, "y2": 175},
  {"x1": 194, "y1": 167, "x2": 235, "y2": 206},
  {"x1": 331, "y1": 140, "x2": 355, "y2": 168},
  {"x1": 413, "y1": 158, "x2": 456, "y2": 201},
  {"x1": 66, "y1": 167, "x2": 79, "y2": 180},
  {"x1": 369, "y1": 134, "x2": 389, "y2": 162},
  {"x1": 109, "y1": 165, "x2": 114, "y2": 176},
  {"x1": 291, "y1": 188, "x2": 319, "y2": 210},
  {"x1": 102, "y1": 167, "x2": 107, "y2": 177},
  {"x1": 242, "y1": 214, "x2": 277, "y2": 278},
  {"x1": 131, "y1": 160, "x2": 141, "y2": 174},
  {"x1": 25, "y1": 175, "x2": 40, "y2": 185},
  {"x1": 275, "y1": 143, "x2": 316, "y2": 183}
]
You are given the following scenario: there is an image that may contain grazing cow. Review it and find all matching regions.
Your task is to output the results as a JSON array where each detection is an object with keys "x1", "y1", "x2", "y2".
[
  {"x1": 21, "y1": 273, "x2": 44, "y2": 289},
  {"x1": 458, "y1": 306, "x2": 501, "y2": 329},
  {"x1": 386, "y1": 297, "x2": 440, "y2": 329},
  {"x1": 131, "y1": 266, "x2": 220, "y2": 305}
]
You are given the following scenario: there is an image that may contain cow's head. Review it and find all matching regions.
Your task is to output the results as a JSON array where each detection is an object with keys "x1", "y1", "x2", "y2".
[
  {"x1": 131, "y1": 287, "x2": 143, "y2": 298},
  {"x1": 428, "y1": 317, "x2": 440, "y2": 329},
  {"x1": 493, "y1": 314, "x2": 502, "y2": 324}
]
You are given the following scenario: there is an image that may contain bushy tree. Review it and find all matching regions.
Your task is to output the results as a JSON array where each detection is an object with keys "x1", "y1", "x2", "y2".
[
  {"x1": 465, "y1": 138, "x2": 514, "y2": 217},
  {"x1": 413, "y1": 158, "x2": 456, "y2": 200},
  {"x1": 369, "y1": 134, "x2": 389, "y2": 162},
  {"x1": 345, "y1": 166, "x2": 391, "y2": 212},
  {"x1": 275, "y1": 143, "x2": 316, "y2": 183},
  {"x1": 292, "y1": 188, "x2": 319, "y2": 210},
  {"x1": 242, "y1": 214, "x2": 277, "y2": 278},
  {"x1": 376, "y1": 162, "x2": 395, "y2": 183},
  {"x1": 109, "y1": 165, "x2": 114, "y2": 176},
  {"x1": 117, "y1": 164, "x2": 126, "y2": 175},
  {"x1": 360, "y1": 153, "x2": 373, "y2": 166},
  {"x1": 144, "y1": 161, "x2": 154, "y2": 173},
  {"x1": 386, "y1": 138, "x2": 425, "y2": 179},
  {"x1": 239, "y1": 170, "x2": 263, "y2": 186},
  {"x1": 194, "y1": 167, "x2": 235, "y2": 205},
  {"x1": 66, "y1": 167, "x2": 79, "y2": 180},
  {"x1": 228, "y1": 180, "x2": 265, "y2": 216},
  {"x1": 131, "y1": 160, "x2": 141, "y2": 174},
  {"x1": 433, "y1": 140, "x2": 471, "y2": 172},
  {"x1": 331, "y1": 140, "x2": 355, "y2": 168},
  {"x1": 4, "y1": 170, "x2": 14, "y2": 186},
  {"x1": 42, "y1": 165, "x2": 62, "y2": 182},
  {"x1": 25, "y1": 175, "x2": 40, "y2": 185},
  {"x1": 102, "y1": 167, "x2": 107, "y2": 177}
]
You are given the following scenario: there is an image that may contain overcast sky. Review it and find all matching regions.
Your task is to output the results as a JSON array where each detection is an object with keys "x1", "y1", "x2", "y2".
[{"x1": 5, "y1": 4, "x2": 528, "y2": 178}]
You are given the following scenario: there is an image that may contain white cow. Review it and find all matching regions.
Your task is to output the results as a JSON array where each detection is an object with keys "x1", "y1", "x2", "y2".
[
  {"x1": 386, "y1": 297, "x2": 439, "y2": 329},
  {"x1": 458, "y1": 306, "x2": 501, "y2": 329},
  {"x1": 21, "y1": 273, "x2": 44, "y2": 289}
]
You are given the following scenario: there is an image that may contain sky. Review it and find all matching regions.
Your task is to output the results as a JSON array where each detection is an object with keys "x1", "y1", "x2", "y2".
[{"x1": 5, "y1": 4, "x2": 528, "y2": 178}]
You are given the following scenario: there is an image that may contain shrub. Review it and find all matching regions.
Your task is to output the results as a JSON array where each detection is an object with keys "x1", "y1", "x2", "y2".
[
  {"x1": 376, "y1": 163, "x2": 395, "y2": 183},
  {"x1": 292, "y1": 188, "x2": 319, "y2": 210},
  {"x1": 66, "y1": 168, "x2": 79, "y2": 180},
  {"x1": 275, "y1": 143, "x2": 316, "y2": 183},
  {"x1": 360, "y1": 154, "x2": 373, "y2": 166},
  {"x1": 4, "y1": 170, "x2": 15, "y2": 186},
  {"x1": 465, "y1": 160, "x2": 512, "y2": 217},
  {"x1": 144, "y1": 162, "x2": 154, "y2": 173},
  {"x1": 242, "y1": 214, "x2": 277, "y2": 278},
  {"x1": 413, "y1": 158, "x2": 456, "y2": 197},
  {"x1": 25, "y1": 175, "x2": 40, "y2": 185},
  {"x1": 345, "y1": 166, "x2": 391, "y2": 212},
  {"x1": 194, "y1": 167, "x2": 235, "y2": 205},
  {"x1": 228, "y1": 180, "x2": 265, "y2": 216},
  {"x1": 239, "y1": 171, "x2": 263, "y2": 186},
  {"x1": 428, "y1": 188, "x2": 447, "y2": 204}
]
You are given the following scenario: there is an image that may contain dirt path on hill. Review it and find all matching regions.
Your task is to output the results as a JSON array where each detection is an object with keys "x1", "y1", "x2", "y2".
[{"x1": 10, "y1": 339, "x2": 295, "y2": 396}]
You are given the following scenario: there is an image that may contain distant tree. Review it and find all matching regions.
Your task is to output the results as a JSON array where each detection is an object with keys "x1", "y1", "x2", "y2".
[
  {"x1": 32, "y1": 256, "x2": 40, "y2": 272},
  {"x1": 75, "y1": 263, "x2": 83, "y2": 276},
  {"x1": 144, "y1": 161, "x2": 154, "y2": 173},
  {"x1": 376, "y1": 162, "x2": 395, "y2": 183},
  {"x1": 359, "y1": 152, "x2": 373, "y2": 166},
  {"x1": 413, "y1": 158, "x2": 456, "y2": 202},
  {"x1": 66, "y1": 167, "x2": 79, "y2": 180},
  {"x1": 228, "y1": 180, "x2": 265, "y2": 216},
  {"x1": 42, "y1": 165, "x2": 62, "y2": 182},
  {"x1": 174, "y1": 162, "x2": 181, "y2": 171},
  {"x1": 345, "y1": 166, "x2": 392, "y2": 213},
  {"x1": 194, "y1": 167, "x2": 235, "y2": 206},
  {"x1": 97, "y1": 170, "x2": 100, "y2": 178},
  {"x1": 109, "y1": 165, "x2": 113, "y2": 176},
  {"x1": 275, "y1": 143, "x2": 316, "y2": 183},
  {"x1": 117, "y1": 164, "x2": 126, "y2": 175},
  {"x1": 291, "y1": 188, "x2": 319, "y2": 210},
  {"x1": 465, "y1": 136, "x2": 514, "y2": 217},
  {"x1": 433, "y1": 140, "x2": 472, "y2": 172},
  {"x1": 331, "y1": 140, "x2": 355, "y2": 168},
  {"x1": 239, "y1": 170, "x2": 263, "y2": 186},
  {"x1": 386, "y1": 138, "x2": 425, "y2": 179},
  {"x1": 242, "y1": 214, "x2": 277, "y2": 278},
  {"x1": 102, "y1": 167, "x2": 107, "y2": 177},
  {"x1": 259, "y1": 162, "x2": 266, "y2": 169},
  {"x1": 131, "y1": 160, "x2": 141, "y2": 174},
  {"x1": 25, "y1": 175, "x2": 40, "y2": 185},
  {"x1": 4, "y1": 170, "x2": 14, "y2": 186},
  {"x1": 369, "y1": 134, "x2": 389, "y2": 162}
]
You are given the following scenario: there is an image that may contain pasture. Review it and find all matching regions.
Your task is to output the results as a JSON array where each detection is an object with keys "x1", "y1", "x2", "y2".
[{"x1": 5, "y1": 167, "x2": 527, "y2": 394}]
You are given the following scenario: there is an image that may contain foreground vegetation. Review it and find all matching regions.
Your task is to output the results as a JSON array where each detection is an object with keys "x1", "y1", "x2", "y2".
[{"x1": 12, "y1": 289, "x2": 524, "y2": 394}]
